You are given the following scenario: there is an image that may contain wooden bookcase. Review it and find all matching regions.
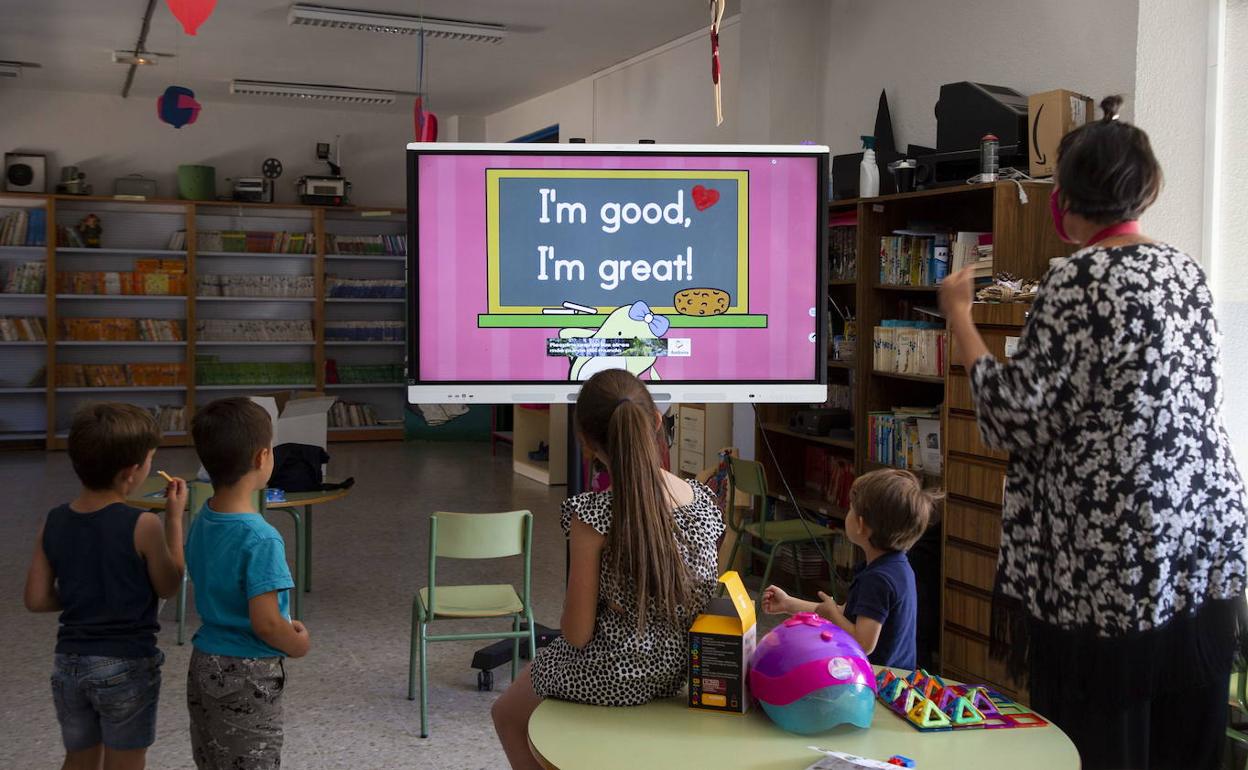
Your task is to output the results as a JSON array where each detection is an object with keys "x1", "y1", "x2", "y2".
[
  {"x1": 0, "y1": 193, "x2": 408, "y2": 450},
  {"x1": 755, "y1": 181, "x2": 1073, "y2": 680}
]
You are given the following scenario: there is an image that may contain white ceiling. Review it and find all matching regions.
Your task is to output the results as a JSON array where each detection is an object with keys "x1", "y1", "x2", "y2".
[{"x1": 0, "y1": 0, "x2": 737, "y2": 115}]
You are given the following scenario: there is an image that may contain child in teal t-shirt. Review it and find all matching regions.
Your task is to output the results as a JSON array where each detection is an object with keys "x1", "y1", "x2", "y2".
[{"x1": 185, "y1": 398, "x2": 311, "y2": 770}]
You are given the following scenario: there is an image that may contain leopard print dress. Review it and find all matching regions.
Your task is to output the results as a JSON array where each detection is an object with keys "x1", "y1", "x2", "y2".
[{"x1": 530, "y1": 482, "x2": 724, "y2": 706}]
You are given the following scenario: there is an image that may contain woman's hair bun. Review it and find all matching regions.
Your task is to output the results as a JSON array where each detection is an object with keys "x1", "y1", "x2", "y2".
[{"x1": 1101, "y1": 95, "x2": 1124, "y2": 122}]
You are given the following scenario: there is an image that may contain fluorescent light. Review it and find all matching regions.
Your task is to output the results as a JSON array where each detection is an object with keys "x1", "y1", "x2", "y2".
[
  {"x1": 230, "y1": 79, "x2": 408, "y2": 105},
  {"x1": 288, "y1": 4, "x2": 506, "y2": 43},
  {"x1": 0, "y1": 61, "x2": 23, "y2": 78}
]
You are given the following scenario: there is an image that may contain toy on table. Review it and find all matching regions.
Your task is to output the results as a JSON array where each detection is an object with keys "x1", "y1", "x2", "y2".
[
  {"x1": 875, "y1": 668, "x2": 1049, "y2": 733},
  {"x1": 887, "y1": 755, "x2": 915, "y2": 767},
  {"x1": 749, "y1": 612, "x2": 876, "y2": 735},
  {"x1": 265, "y1": 488, "x2": 286, "y2": 503}
]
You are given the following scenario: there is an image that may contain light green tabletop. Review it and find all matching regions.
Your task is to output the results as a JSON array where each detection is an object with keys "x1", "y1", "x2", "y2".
[{"x1": 527, "y1": 672, "x2": 1079, "y2": 770}]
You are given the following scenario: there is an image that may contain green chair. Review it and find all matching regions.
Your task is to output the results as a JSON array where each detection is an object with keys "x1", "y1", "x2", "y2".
[
  {"x1": 409, "y1": 510, "x2": 536, "y2": 739},
  {"x1": 175, "y1": 481, "x2": 262, "y2": 645},
  {"x1": 722, "y1": 456, "x2": 840, "y2": 611}
]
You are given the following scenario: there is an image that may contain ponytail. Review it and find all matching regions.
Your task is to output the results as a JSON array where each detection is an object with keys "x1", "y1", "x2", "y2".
[{"x1": 575, "y1": 371, "x2": 694, "y2": 631}]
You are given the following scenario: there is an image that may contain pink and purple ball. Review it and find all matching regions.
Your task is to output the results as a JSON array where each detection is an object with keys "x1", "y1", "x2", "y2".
[{"x1": 749, "y1": 612, "x2": 876, "y2": 734}]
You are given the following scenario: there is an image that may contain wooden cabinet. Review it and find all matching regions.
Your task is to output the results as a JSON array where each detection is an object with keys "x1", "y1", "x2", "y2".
[
  {"x1": 673, "y1": 403, "x2": 732, "y2": 477},
  {"x1": 941, "y1": 301, "x2": 1030, "y2": 701}
]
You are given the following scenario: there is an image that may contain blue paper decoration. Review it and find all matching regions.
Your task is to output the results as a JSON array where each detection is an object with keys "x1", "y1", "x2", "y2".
[{"x1": 157, "y1": 85, "x2": 202, "y2": 129}]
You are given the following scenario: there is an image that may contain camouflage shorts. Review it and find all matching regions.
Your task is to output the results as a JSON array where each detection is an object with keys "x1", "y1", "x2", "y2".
[{"x1": 187, "y1": 649, "x2": 284, "y2": 770}]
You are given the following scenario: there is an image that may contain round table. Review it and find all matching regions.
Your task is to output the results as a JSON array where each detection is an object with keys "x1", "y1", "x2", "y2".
[
  {"x1": 128, "y1": 476, "x2": 351, "y2": 620},
  {"x1": 527, "y1": 673, "x2": 1079, "y2": 770}
]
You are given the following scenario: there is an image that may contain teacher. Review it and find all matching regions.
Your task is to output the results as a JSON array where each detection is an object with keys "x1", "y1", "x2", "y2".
[{"x1": 939, "y1": 96, "x2": 1247, "y2": 770}]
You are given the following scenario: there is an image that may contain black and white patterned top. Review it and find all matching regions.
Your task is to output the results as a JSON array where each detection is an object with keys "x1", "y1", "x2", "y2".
[
  {"x1": 529, "y1": 482, "x2": 725, "y2": 706},
  {"x1": 970, "y1": 242, "x2": 1247, "y2": 636}
]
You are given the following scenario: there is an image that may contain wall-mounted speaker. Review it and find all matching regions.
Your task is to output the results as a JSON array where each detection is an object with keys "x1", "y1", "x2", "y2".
[{"x1": 4, "y1": 153, "x2": 46, "y2": 193}]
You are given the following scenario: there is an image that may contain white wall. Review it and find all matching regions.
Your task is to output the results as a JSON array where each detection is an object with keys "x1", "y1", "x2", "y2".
[
  {"x1": 1135, "y1": 0, "x2": 1219, "y2": 260},
  {"x1": 1, "y1": 89, "x2": 414, "y2": 205},
  {"x1": 485, "y1": 18, "x2": 741, "y2": 144},
  {"x1": 822, "y1": 0, "x2": 1139, "y2": 157},
  {"x1": 1213, "y1": 0, "x2": 1248, "y2": 463}
]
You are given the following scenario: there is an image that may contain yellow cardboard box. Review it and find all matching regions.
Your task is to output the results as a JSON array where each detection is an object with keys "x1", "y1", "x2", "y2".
[{"x1": 688, "y1": 571, "x2": 757, "y2": 713}]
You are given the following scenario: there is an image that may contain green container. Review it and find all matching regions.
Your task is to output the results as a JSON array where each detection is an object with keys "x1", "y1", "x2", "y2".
[{"x1": 177, "y1": 165, "x2": 216, "y2": 201}]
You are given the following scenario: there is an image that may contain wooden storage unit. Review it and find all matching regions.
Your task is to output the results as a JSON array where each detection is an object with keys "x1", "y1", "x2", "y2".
[
  {"x1": 0, "y1": 193, "x2": 408, "y2": 449},
  {"x1": 672, "y1": 403, "x2": 732, "y2": 478},
  {"x1": 941, "y1": 301, "x2": 1032, "y2": 700},
  {"x1": 512, "y1": 404, "x2": 568, "y2": 486}
]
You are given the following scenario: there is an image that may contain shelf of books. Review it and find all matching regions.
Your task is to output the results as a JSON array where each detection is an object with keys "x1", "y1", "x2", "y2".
[
  {"x1": 0, "y1": 195, "x2": 52, "y2": 445},
  {"x1": 0, "y1": 194, "x2": 409, "y2": 449},
  {"x1": 320, "y1": 208, "x2": 407, "y2": 441}
]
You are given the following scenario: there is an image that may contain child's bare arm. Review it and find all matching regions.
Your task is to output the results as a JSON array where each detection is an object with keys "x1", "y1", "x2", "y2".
[
  {"x1": 248, "y1": 591, "x2": 310, "y2": 658},
  {"x1": 23, "y1": 520, "x2": 60, "y2": 613},
  {"x1": 815, "y1": 591, "x2": 883, "y2": 654},
  {"x1": 562, "y1": 518, "x2": 605, "y2": 649},
  {"x1": 762, "y1": 585, "x2": 819, "y2": 615},
  {"x1": 135, "y1": 476, "x2": 188, "y2": 598}
]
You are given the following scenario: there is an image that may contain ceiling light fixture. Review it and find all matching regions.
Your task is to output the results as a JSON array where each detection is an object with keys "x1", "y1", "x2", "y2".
[
  {"x1": 113, "y1": 50, "x2": 169, "y2": 66},
  {"x1": 288, "y1": 4, "x2": 507, "y2": 44},
  {"x1": 0, "y1": 61, "x2": 25, "y2": 78},
  {"x1": 229, "y1": 79, "x2": 410, "y2": 105}
]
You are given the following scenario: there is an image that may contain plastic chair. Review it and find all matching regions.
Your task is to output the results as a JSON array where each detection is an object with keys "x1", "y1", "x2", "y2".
[
  {"x1": 175, "y1": 481, "x2": 262, "y2": 645},
  {"x1": 722, "y1": 456, "x2": 840, "y2": 611},
  {"x1": 408, "y1": 510, "x2": 536, "y2": 739}
]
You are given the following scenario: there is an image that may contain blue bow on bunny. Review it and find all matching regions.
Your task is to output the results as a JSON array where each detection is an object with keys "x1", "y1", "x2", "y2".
[{"x1": 627, "y1": 301, "x2": 670, "y2": 336}]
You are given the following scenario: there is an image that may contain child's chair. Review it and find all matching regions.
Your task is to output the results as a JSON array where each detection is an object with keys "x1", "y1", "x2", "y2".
[
  {"x1": 722, "y1": 456, "x2": 840, "y2": 611},
  {"x1": 408, "y1": 510, "x2": 536, "y2": 739},
  {"x1": 175, "y1": 481, "x2": 262, "y2": 645}
]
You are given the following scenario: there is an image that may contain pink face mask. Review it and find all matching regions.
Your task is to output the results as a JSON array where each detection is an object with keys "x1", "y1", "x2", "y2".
[{"x1": 1050, "y1": 187, "x2": 1077, "y2": 244}]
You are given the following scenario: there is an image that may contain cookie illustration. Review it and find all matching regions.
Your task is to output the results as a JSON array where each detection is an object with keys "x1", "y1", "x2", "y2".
[{"x1": 673, "y1": 288, "x2": 730, "y2": 316}]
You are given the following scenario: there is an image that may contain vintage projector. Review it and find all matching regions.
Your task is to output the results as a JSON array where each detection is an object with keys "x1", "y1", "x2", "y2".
[
  {"x1": 297, "y1": 175, "x2": 349, "y2": 206},
  {"x1": 232, "y1": 177, "x2": 270, "y2": 203}
]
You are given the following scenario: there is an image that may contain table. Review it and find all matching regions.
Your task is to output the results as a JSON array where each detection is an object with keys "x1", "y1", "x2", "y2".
[
  {"x1": 128, "y1": 477, "x2": 352, "y2": 620},
  {"x1": 527, "y1": 672, "x2": 1079, "y2": 770}
]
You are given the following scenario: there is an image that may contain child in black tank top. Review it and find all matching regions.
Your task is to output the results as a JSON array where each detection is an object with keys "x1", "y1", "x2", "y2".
[{"x1": 24, "y1": 404, "x2": 188, "y2": 769}]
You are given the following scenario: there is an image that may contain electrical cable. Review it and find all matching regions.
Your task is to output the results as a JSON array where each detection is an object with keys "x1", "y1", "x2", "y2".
[{"x1": 749, "y1": 403, "x2": 844, "y2": 600}]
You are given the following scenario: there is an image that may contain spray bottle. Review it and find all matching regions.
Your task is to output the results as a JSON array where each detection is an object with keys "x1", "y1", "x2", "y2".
[{"x1": 859, "y1": 136, "x2": 880, "y2": 198}]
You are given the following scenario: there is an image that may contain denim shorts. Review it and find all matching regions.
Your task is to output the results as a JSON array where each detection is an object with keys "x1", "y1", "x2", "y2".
[{"x1": 51, "y1": 651, "x2": 165, "y2": 751}]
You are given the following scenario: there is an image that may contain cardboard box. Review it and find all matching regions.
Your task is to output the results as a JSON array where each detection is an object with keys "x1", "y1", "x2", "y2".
[
  {"x1": 688, "y1": 571, "x2": 757, "y2": 713},
  {"x1": 196, "y1": 391, "x2": 337, "y2": 482},
  {"x1": 1028, "y1": 89, "x2": 1095, "y2": 178},
  {"x1": 251, "y1": 391, "x2": 337, "y2": 451}
]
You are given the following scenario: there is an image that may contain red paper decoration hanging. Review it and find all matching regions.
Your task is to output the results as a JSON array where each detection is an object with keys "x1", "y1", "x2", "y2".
[
  {"x1": 414, "y1": 97, "x2": 438, "y2": 142},
  {"x1": 165, "y1": 0, "x2": 217, "y2": 36}
]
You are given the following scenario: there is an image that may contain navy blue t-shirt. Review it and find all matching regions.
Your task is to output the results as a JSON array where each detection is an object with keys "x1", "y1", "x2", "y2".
[
  {"x1": 42, "y1": 503, "x2": 159, "y2": 657},
  {"x1": 843, "y1": 550, "x2": 916, "y2": 669}
]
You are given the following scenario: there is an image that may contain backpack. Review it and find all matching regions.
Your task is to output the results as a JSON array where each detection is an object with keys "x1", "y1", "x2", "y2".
[{"x1": 268, "y1": 443, "x2": 353, "y2": 493}]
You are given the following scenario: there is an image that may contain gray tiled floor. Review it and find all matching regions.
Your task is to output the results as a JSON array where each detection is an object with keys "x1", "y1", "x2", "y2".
[{"x1": 0, "y1": 441, "x2": 570, "y2": 769}]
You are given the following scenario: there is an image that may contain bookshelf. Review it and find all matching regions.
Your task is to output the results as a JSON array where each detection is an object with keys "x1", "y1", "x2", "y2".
[{"x1": 0, "y1": 193, "x2": 409, "y2": 449}]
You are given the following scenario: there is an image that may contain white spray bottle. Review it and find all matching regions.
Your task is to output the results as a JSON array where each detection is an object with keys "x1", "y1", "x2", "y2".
[{"x1": 859, "y1": 135, "x2": 880, "y2": 198}]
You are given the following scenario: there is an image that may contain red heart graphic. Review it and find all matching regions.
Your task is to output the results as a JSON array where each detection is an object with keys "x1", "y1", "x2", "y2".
[{"x1": 692, "y1": 185, "x2": 720, "y2": 211}]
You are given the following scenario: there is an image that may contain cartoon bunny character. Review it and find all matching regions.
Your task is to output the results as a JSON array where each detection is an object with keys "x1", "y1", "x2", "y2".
[{"x1": 560, "y1": 301, "x2": 669, "y2": 381}]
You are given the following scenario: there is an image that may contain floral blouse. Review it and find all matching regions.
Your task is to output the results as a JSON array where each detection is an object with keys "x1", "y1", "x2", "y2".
[{"x1": 970, "y1": 241, "x2": 1247, "y2": 635}]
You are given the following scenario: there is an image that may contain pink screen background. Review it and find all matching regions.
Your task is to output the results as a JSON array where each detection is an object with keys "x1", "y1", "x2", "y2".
[{"x1": 416, "y1": 152, "x2": 819, "y2": 382}]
